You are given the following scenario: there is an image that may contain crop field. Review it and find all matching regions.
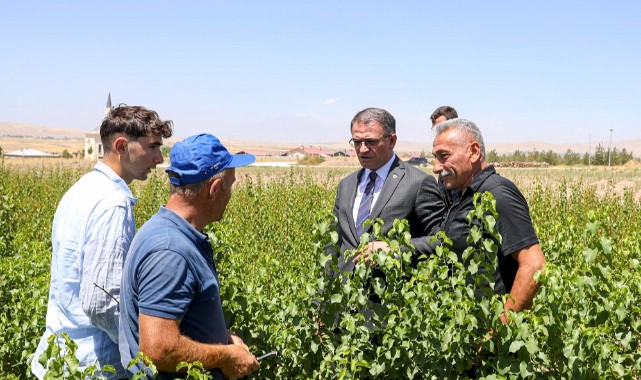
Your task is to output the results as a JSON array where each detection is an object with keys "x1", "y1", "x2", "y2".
[{"x1": 1, "y1": 162, "x2": 640, "y2": 379}]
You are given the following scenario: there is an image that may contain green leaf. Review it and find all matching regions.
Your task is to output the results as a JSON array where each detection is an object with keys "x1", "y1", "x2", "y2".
[
  {"x1": 582, "y1": 248, "x2": 598, "y2": 263},
  {"x1": 509, "y1": 340, "x2": 525, "y2": 353},
  {"x1": 599, "y1": 237, "x2": 612, "y2": 255}
]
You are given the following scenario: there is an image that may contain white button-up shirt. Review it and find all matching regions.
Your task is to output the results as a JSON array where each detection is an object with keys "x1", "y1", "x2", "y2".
[
  {"x1": 352, "y1": 154, "x2": 396, "y2": 224},
  {"x1": 32, "y1": 162, "x2": 136, "y2": 379}
]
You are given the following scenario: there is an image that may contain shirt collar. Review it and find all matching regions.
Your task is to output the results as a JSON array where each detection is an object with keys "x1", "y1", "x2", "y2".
[
  {"x1": 94, "y1": 161, "x2": 137, "y2": 205},
  {"x1": 467, "y1": 164, "x2": 497, "y2": 193},
  {"x1": 156, "y1": 206, "x2": 212, "y2": 249}
]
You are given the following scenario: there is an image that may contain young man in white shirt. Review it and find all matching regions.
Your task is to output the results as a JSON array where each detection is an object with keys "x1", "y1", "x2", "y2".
[{"x1": 31, "y1": 105, "x2": 173, "y2": 379}]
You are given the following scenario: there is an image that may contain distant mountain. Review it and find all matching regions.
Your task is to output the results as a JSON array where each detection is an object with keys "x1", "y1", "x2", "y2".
[
  {"x1": 1, "y1": 122, "x2": 639, "y2": 158},
  {"x1": 0, "y1": 122, "x2": 86, "y2": 139}
]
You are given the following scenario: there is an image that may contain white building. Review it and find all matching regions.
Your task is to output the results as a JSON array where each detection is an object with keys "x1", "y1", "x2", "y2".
[{"x1": 84, "y1": 93, "x2": 111, "y2": 160}]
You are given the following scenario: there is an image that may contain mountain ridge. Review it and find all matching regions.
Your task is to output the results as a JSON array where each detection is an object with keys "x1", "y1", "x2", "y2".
[{"x1": 1, "y1": 122, "x2": 639, "y2": 156}]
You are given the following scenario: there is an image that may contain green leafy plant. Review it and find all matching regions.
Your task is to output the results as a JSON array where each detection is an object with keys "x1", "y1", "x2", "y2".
[
  {"x1": 38, "y1": 333, "x2": 115, "y2": 379},
  {"x1": 1, "y1": 165, "x2": 640, "y2": 379},
  {"x1": 127, "y1": 352, "x2": 158, "y2": 380}
]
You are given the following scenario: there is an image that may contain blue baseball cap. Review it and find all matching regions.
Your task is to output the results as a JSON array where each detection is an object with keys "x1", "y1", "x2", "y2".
[{"x1": 166, "y1": 133, "x2": 255, "y2": 185}]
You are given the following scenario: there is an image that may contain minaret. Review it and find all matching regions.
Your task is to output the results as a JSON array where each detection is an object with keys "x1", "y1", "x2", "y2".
[{"x1": 105, "y1": 92, "x2": 112, "y2": 116}]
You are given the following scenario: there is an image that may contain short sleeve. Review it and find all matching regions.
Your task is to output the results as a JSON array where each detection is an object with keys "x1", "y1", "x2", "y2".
[
  {"x1": 137, "y1": 250, "x2": 196, "y2": 320},
  {"x1": 492, "y1": 184, "x2": 539, "y2": 257}
]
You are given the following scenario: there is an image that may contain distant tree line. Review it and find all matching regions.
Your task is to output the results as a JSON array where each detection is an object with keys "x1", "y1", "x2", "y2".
[{"x1": 486, "y1": 143, "x2": 635, "y2": 166}]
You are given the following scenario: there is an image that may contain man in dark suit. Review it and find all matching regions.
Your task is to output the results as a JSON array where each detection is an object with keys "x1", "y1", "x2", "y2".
[{"x1": 332, "y1": 107, "x2": 445, "y2": 269}]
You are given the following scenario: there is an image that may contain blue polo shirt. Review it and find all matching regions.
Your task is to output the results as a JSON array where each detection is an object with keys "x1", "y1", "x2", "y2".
[{"x1": 119, "y1": 207, "x2": 227, "y2": 380}]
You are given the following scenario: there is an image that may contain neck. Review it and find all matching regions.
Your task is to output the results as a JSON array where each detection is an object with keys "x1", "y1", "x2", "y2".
[
  {"x1": 166, "y1": 196, "x2": 210, "y2": 231},
  {"x1": 101, "y1": 153, "x2": 131, "y2": 184},
  {"x1": 459, "y1": 160, "x2": 488, "y2": 192}
]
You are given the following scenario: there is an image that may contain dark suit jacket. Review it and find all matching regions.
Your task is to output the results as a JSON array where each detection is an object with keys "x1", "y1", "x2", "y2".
[{"x1": 332, "y1": 156, "x2": 445, "y2": 266}]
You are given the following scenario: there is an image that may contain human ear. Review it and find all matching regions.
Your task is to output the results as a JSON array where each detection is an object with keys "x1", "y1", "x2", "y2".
[
  {"x1": 388, "y1": 133, "x2": 397, "y2": 148},
  {"x1": 114, "y1": 137, "x2": 128, "y2": 154},
  {"x1": 469, "y1": 142, "x2": 482, "y2": 162},
  {"x1": 208, "y1": 177, "x2": 223, "y2": 198}
]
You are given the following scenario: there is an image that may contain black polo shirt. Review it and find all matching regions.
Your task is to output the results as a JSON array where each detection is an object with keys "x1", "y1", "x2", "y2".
[{"x1": 442, "y1": 165, "x2": 539, "y2": 295}]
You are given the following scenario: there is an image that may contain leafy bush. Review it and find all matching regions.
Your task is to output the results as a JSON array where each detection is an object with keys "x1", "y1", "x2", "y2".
[
  {"x1": 298, "y1": 155, "x2": 326, "y2": 165},
  {"x1": 1, "y1": 165, "x2": 640, "y2": 379}
]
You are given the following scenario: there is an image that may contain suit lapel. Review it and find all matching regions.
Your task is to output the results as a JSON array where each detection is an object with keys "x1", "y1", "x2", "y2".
[{"x1": 369, "y1": 157, "x2": 405, "y2": 221}]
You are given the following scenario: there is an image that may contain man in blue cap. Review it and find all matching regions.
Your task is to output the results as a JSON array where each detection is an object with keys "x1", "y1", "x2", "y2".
[{"x1": 119, "y1": 133, "x2": 259, "y2": 379}]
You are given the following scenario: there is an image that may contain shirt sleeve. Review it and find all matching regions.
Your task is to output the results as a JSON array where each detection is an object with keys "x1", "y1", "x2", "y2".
[
  {"x1": 493, "y1": 183, "x2": 539, "y2": 257},
  {"x1": 136, "y1": 250, "x2": 196, "y2": 320},
  {"x1": 79, "y1": 200, "x2": 135, "y2": 344}
]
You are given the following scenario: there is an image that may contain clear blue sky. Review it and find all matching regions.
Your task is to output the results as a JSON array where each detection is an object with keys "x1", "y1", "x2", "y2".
[{"x1": 1, "y1": 1, "x2": 639, "y2": 147}]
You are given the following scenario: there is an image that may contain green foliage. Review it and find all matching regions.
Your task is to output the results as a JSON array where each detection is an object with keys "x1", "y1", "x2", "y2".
[
  {"x1": 38, "y1": 333, "x2": 115, "y2": 379},
  {"x1": 175, "y1": 361, "x2": 213, "y2": 380},
  {"x1": 487, "y1": 144, "x2": 635, "y2": 166},
  {"x1": 0, "y1": 164, "x2": 80, "y2": 377},
  {"x1": 161, "y1": 145, "x2": 171, "y2": 158},
  {"x1": 298, "y1": 155, "x2": 326, "y2": 165},
  {"x1": 1, "y1": 164, "x2": 640, "y2": 379},
  {"x1": 127, "y1": 352, "x2": 157, "y2": 380}
]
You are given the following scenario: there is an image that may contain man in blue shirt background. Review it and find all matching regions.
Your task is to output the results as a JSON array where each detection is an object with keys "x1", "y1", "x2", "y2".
[{"x1": 119, "y1": 133, "x2": 259, "y2": 379}]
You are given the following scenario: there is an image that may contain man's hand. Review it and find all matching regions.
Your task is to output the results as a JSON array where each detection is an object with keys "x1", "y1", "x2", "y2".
[
  {"x1": 353, "y1": 241, "x2": 390, "y2": 265},
  {"x1": 228, "y1": 332, "x2": 249, "y2": 351},
  {"x1": 220, "y1": 344, "x2": 259, "y2": 379}
]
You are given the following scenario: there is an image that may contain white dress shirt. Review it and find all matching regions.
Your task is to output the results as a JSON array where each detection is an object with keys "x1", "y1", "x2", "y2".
[
  {"x1": 352, "y1": 154, "x2": 397, "y2": 224},
  {"x1": 32, "y1": 162, "x2": 135, "y2": 379}
]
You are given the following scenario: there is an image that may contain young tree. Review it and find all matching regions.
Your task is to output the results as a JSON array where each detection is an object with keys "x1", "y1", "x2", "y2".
[
  {"x1": 582, "y1": 152, "x2": 590, "y2": 165},
  {"x1": 593, "y1": 143, "x2": 606, "y2": 165},
  {"x1": 563, "y1": 149, "x2": 581, "y2": 165},
  {"x1": 486, "y1": 149, "x2": 500, "y2": 163},
  {"x1": 513, "y1": 149, "x2": 526, "y2": 162}
]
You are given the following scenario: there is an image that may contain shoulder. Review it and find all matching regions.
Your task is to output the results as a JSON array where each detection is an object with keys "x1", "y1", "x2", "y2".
[
  {"x1": 481, "y1": 173, "x2": 524, "y2": 200},
  {"x1": 401, "y1": 163, "x2": 436, "y2": 186},
  {"x1": 131, "y1": 215, "x2": 175, "y2": 252},
  {"x1": 58, "y1": 173, "x2": 130, "y2": 218},
  {"x1": 127, "y1": 220, "x2": 198, "y2": 276},
  {"x1": 337, "y1": 169, "x2": 362, "y2": 187},
  {"x1": 477, "y1": 173, "x2": 531, "y2": 221}
]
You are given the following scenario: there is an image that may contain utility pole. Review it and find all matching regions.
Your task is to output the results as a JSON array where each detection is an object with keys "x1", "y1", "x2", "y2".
[
  {"x1": 608, "y1": 128, "x2": 613, "y2": 167},
  {"x1": 588, "y1": 133, "x2": 591, "y2": 166}
]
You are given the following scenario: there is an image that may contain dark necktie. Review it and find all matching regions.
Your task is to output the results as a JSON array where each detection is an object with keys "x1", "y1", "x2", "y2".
[{"x1": 355, "y1": 171, "x2": 378, "y2": 237}]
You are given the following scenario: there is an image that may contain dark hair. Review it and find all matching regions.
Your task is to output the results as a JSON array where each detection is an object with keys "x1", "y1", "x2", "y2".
[
  {"x1": 350, "y1": 107, "x2": 396, "y2": 135},
  {"x1": 100, "y1": 105, "x2": 173, "y2": 152},
  {"x1": 430, "y1": 106, "x2": 458, "y2": 124}
]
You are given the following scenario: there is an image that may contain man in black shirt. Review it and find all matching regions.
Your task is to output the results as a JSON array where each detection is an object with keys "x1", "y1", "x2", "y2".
[{"x1": 431, "y1": 118, "x2": 546, "y2": 322}]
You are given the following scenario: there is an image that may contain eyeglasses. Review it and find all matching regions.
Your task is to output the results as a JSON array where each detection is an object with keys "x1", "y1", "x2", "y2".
[{"x1": 349, "y1": 135, "x2": 391, "y2": 148}]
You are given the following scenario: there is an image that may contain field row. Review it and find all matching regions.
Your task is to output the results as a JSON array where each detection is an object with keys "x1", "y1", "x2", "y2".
[{"x1": 0, "y1": 165, "x2": 640, "y2": 378}]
